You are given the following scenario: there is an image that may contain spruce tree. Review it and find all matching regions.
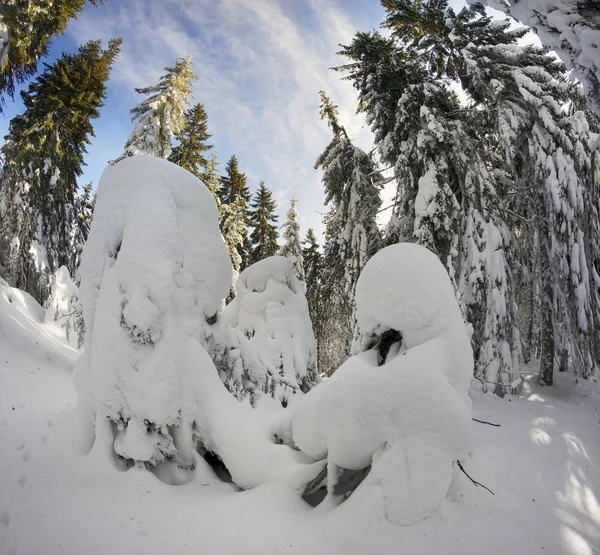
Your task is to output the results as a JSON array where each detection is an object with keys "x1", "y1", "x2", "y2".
[
  {"x1": 201, "y1": 151, "x2": 221, "y2": 204},
  {"x1": 248, "y1": 181, "x2": 279, "y2": 264},
  {"x1": 468, "y1": 0, "x2": 600, "y2": 114},
  {"x1": 302, "y1": 228, "x2": 324, "y2": 367},
  {"x1": 218, "y1": 155, "x2": 251, "y2": 269},
  {"x1": 0, "y1": 0, "x2": 105, "y2": 104},
  {"x1": 117, "y1": 56, "x2": 197, "y2": 161},
  {"x1": 71, "y1": 181, "x2": 96, "y2": 275},
  {"x1": 218, "y1": 155, "x2": 251, "y2": 205},
  {"x1": 338, "y1": 0, "x2": 600, "y2": 388},
  {"x1": 168, "y1": 102, "x2": 212, "y2": 178},
  {"x1": 279, "y1": 198, "x2": 306, "y2": 287},
  {"x1": 336, "y1": 2, "x2": 524, "y2": 389},
  {"x1": 0, "y1": 38, "x2": 121, "y2": 303},
  {"x1": 220, "y1": 196, "x2": 246, "y2": 273}
]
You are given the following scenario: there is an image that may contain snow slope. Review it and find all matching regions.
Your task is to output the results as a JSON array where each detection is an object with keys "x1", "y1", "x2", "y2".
[{"x1": 1, "y1": 280, "x2": 600, "y2": 554}]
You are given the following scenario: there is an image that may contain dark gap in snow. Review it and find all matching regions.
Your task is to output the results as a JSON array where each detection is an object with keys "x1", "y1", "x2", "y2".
[{"x1": 196, "y1": 443, "x2": 233, "y2": 484}]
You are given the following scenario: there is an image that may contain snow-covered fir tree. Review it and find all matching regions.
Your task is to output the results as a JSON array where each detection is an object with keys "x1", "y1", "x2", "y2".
[
  {"x1": 168, "y1": 102, "x2": 213, "y2": 178},
  {"x1": 314, "y1": 91, "x2": 384, "y2": 375},
  {"x1": 468, "y1": 0, "x2": 600, "y2": 114},
  {"x1": 302, "y1": 228, "x2": 321, "y2": 326},
  {"x1": 279, "y1": 197, "x2": 305, "y2": 288},
  {"x1": 248, "y1": 181, "x2": 279, "y2": 265},
  {"x1": 0, "y1": 38, "x2": 121, "y2": 303},
  {"x1": 218, "y1": 155, "x2": 251, "y2": 270},
  {"x1": 202, "y1": 151, "x2": 221, "y2": 204},
  {"x1": 70, "y1": 181, "x2": 96, "y2": 275},
  {"x1": 336, "y1": 0, "x2": 599, "y2": 388},
  {"x1": 0, "y1": 0, "x2": 104, "y2": 103},
  {"x1": 117, "y1": 56, "x2": 197, "y2": 161},
  {"x1": 219, "y1": 196, "x2": 246, "y2": 273}
]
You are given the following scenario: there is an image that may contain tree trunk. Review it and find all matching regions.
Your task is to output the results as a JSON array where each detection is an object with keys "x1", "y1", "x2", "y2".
[{"x1": 539, "y1": 284, "x2": 554, "y2": 386}]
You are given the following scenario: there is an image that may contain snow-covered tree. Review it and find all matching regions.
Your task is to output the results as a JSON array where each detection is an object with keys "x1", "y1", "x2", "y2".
[
  {"x1": 0, "y1": 38, "x2": 121, "y2": 303},
  {"x1": 302, "y1": 228, "x2": 321, "y2": 323},
  {"x1": 74, "y1": 155, "x2": 287, "y2": 475},
  {"x1": 248, "y1": 181, "x2": 279, "y2": 264},
  {"x1": 168, "y1": 102, "x2": 213, "y2": 178},
  {"x1": 468, "y1": 0, "x2": 600, "y2": 114},
  {"x1": 313, "y1": 91, "x2": 384, "y2": 375},
  {"x1": 279, "y1": 197, "x2": 305, "y2": 288},
  {"x1": 219, "y1": 196, "x2": 246, "y2": 273},
  {"x1": 223, "y1": 256, "x2": 320, "y2": 403},
  {"x1": 0, "y1": 0, "x2": 104, "y2": 103},
  {"x1": 70, "y1": 181, "x2": 96, "y2": 275},
  {"x1": 117, "y1": 56, "x2": 197, "y2": 161},
  {"x1": 218, "y1": 155, "x2": 251, "y2": 271}
]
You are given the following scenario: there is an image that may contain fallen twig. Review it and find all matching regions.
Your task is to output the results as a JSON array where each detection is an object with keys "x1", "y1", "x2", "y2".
[
  {"x1": 456, "y1": 460, "x2": 495, "y2": 496},
  {"x1": 472, "y1": 418, "x2": 501, "y2": 427}
]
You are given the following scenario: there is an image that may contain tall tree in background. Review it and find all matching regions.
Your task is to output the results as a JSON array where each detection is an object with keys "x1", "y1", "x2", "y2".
[
  {"x1": 218, "y1": 155, "x2": 251, "y2": 270},
  {"x1": 202, "y1": 151, "x2": 221, "y2": 203},
  {"x1": 117, "y1": 56, "x2": 197, "y2": 161},
  {"x1": 0, "y1": 38, "x2": 121, "y2": 303},
  {"x1": 0, "y1": 0, "x2": 105, "y2": 104},
  {"x1": 248, "y1": 181, "x2": 279, "y2": 264},
  {"x1": 315, "y1": 91, "x2": 383, "y2": 375},
  {"x1": 71, "y1": 181, "x2": 96, "y2": 274},
  {"x1": 302, "y1": 228, "x2": 323, "y2": 363},
  {"x1": 279, "y1": 197, "x2": 305, "y2": 288},
  {"x1": 168, "y1": 102, "x2": 212, "y2": 178}
]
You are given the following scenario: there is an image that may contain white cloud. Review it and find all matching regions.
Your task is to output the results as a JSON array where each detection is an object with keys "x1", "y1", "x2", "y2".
[{"x1": 66, "y1": 0, "x2": 383, "y2": 243}]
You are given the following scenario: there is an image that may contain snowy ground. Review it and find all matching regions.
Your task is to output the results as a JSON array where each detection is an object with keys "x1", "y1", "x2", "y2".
[{"x1": 1, "y1": 283, "x2": 599, "y2": 555}]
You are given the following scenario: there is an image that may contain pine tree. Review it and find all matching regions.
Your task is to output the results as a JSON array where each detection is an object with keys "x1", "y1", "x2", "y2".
[
  {"x1": 302, "y1": 228, "x2": 324, "y2": 367},
  {"x1": 248, "y1": 181, "x2": 279, "y2": 264},
  {"x1": 117, "y1": 56, "x2": 197, "y2": 161},
  {"x1": 468, "y1": 0, "x2": 600, "y2": 114},
  {"x1": 314, "y1": 91, "x2": 383, "y2": 375},
  {"x1": 302, "y1": 228, "x2": 321, "y2": 320},
  {"x1": 168, "y1": 102, "x2": 212, "y2": 178},
  {"x1": 0, "y1": 0, "x2": 105, "y2": 104},
  {"x1": 201, "y1": 151, "x2": 221, "y2": 203},
  {"x1": 218, "y1": 155, "x2": 251, "y2": 269},
  {"x1": 336, "y1": 2, "x2": 527, "y2": 389},
  {"x1": 71, "y1": 181, "x2": 96, "y2": 275},
  {"x1": 279, "y1": 198, "x2": 306, "y2": 287},
  {"x1": 340, "y1": 0, "x2": 600, "y2": 388},
  {"x1": 218, "y1": 155, "x2": 251, "y2": 205},
  {"x1": 0, "y1": 38, "x2": 121, "y2": 303},
  {"x1": 220, "y1": 196, "x2": 246, "y2": 273}
]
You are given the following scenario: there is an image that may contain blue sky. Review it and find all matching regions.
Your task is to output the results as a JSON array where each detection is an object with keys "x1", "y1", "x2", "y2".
[{"x1": 0, "y1": 0, "x2": 470, "y2": 242}]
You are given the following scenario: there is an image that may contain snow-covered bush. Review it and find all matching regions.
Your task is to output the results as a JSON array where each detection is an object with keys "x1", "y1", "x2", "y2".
[
  {"x1": 223, "y1": 256, "x2": 319, "y2": 403},
  {"x1": 291, "y1": 243, "x2": 473, "y2": 524},
  {"x1": 73, "y1": 156, "x2": 280, "y2": 474}
]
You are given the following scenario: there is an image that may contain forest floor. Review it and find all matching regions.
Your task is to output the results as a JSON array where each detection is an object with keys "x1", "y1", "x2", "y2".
[{"x1": 1, "y1": 284, "x2": 599, "y2": 555}]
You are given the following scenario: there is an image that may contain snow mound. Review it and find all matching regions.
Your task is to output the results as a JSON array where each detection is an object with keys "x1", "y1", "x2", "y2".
[
  {"x1": 74, "y1": 156, "x2": 232, "y2": 465},
  {"x1": 73, "y1": 156, "x2": 320, "y2": 492},
  {"x1": 354, "y1": 242, "x2": 473, "y2": 407},
  {"x1": 223, "y1": 256, "x2": 319, "y2": 401},
  {"x1": 291, "y1": 243, "x2": 473, "y2": 525}
]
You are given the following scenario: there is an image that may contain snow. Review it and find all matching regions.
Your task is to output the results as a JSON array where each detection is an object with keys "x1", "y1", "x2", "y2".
[
  {"x1": 223, "y1": 256, "x2": 319, "y2": 400},
  {"x1": 287, "y1": 244, "x2": 473, "y2": 525},
  {"x1": 2, "y1": 280, "x2": 600, "y2": 553},
  {"x1": 354, "y1": 243, "x2": 474, "y2": 406}
]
